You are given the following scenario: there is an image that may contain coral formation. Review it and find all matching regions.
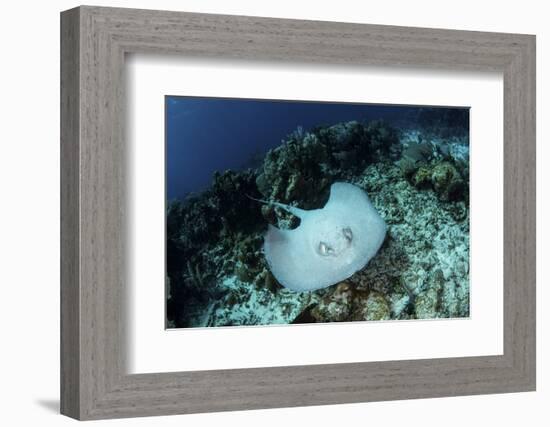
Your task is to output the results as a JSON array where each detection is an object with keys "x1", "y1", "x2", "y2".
[{"x1": 166, "y1": 118, "x2": 470, "y2": 328}]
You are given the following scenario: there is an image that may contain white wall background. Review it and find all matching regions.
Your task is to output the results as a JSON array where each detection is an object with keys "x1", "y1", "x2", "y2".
[{"x1": 0, "y1": 0, "x2": 546, "y2": 425}]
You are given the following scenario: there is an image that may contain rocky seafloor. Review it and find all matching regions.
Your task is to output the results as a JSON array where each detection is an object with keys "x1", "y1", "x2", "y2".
[{"x1": 166, "y1": 116, "x2": 470, "y2": 328}]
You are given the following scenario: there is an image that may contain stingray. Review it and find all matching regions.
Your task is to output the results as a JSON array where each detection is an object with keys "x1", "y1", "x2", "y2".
[{"x1": 261, "y1": 182, "x2": 387, "y2": 292}]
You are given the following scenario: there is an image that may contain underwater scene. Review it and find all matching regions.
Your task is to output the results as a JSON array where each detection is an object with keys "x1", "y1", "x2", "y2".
[{"x1": 166, "y1": 97, "x2": 470, "y2": 328}]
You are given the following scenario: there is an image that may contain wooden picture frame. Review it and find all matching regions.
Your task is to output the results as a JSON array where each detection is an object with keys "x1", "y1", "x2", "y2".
[{"x1": 60, "y1": 5, "x2": 536, "y2": 420}]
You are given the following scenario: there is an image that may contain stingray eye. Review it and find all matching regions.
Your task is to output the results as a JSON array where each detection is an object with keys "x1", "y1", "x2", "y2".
[
  {"x1": 318, "y1": 241, "x2": 334, "y2": 256},
  {"x1": 342, "y1": 227, "x2": 353, "y2": 243}
]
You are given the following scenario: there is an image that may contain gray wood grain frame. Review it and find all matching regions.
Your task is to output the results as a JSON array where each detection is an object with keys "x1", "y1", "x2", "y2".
[{"x1": 60, "y1": 5, "x2": 536, "y2": 420}]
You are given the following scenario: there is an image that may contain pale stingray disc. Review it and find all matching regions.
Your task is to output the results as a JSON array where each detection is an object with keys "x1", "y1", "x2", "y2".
[{"x1": 264, "y1": 182, "x2": 386, "y2": 292}]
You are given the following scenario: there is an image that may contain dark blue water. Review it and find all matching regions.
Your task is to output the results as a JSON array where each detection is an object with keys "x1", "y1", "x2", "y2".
[{"x1": 165, "y1": 96, "x2": 458, "y2": 199}]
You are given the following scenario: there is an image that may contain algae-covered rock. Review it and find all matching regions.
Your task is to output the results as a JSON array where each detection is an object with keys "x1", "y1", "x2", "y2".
[
  {"x1": 415, "y1": 288, "x2": 441, "y2": 319},
  {"x1": 311, "y1": 282, "x2": 355, "y2": 322},
  {"x1": 430, "y1": 161, "x2": 464, "y2": 201},
  {"x1": 363, "y1": 292, "x2": 391, "y2": 321},
  {"x1": 316, "y1": 282, "x2": 355, "y2": 320},
  {"x1": 308, "y1": 286, "x2": 391, "y2": 323},
  {"x1": 399, "y1": 142, "x2": 433, "y2": 175},
  {"x1": 407, "y1": 160, "x2": 466, "y2": 202},
  {"x1": 412, "y1": 166, "x2": 432, "y2": 188}
]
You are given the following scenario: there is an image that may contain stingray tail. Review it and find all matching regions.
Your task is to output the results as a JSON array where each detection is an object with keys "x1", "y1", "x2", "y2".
[{"x1": 246, "y1": 194, "x2": 305, "y2": 219}]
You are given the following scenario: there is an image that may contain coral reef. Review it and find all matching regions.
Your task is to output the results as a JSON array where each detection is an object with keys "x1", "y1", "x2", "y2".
[{"x1": 166, "y1": 119, "x2": 470, "y2": 328}]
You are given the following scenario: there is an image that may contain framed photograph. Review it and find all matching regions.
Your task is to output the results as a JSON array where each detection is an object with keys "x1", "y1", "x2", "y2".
[{"x1": 61, "y1": 6, "x2": 536, "y2": 420}]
